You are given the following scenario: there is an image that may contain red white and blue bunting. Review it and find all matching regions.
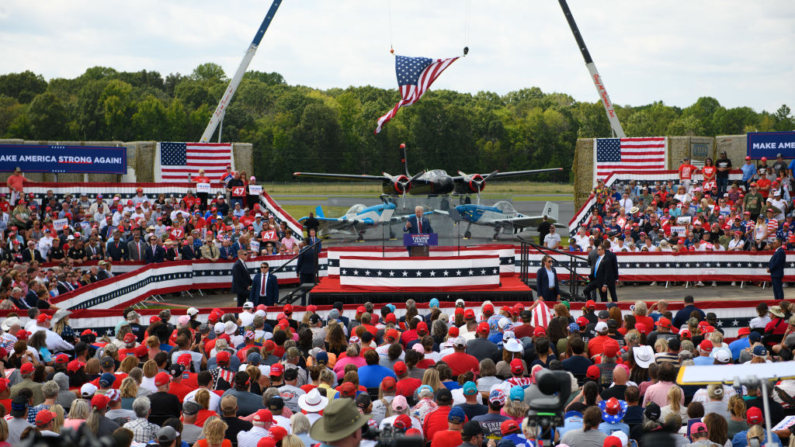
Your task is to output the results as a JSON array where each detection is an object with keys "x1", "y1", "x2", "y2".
[{"x1": 339, "y1": 255, "x2": 501, "y2": 291}]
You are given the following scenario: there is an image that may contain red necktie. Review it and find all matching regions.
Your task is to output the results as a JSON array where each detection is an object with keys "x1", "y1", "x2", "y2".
[
  {"x1": 418, "y1": 218, "x2": 422, "y2": 233},
  {"x1": 261, "y1": 273, "x2": 267, "y2": 296}
]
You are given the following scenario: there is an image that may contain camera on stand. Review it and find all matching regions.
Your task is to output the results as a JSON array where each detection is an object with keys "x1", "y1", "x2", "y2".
[{"x1": 525, "y1": 370, "x2": 573, "y2": 432}]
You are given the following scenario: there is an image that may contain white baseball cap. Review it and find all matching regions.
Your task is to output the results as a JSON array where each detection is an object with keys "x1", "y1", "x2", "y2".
[
  {"x1": 187, "y1": 308, "x2": 199, "y2": 316},
  {"x1": 595, "y1": 322, "x2": 608, "y2": 332},
  {"x1": 214, "y1": 322, "x2": 225, "y2": 334}
]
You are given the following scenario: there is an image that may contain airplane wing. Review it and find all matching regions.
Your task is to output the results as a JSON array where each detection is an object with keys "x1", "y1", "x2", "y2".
[
  {"x1": 451, "y1": 167, "x2": 563, "y2": 182},
  {"x1": 293, "y1": 172, "x2": 388, "y2": 182},
  {"x1": 509, "y1": 202, "x2": 559, "y2": 229}
]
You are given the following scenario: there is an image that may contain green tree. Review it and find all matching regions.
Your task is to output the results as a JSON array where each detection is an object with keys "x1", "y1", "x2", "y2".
[
  {"x1": 191, "y1": 63, "x2": 227, "y2": 84},
  {"x1": 27, "y1": 92, "x2": 68, "y2": 139},
  {"x1": 100, "y1": 80, "x2": 134, "y2": 140},
  {"x1": 0, "y1": 71, "x2": 47, "y2": 103},
  {"x1": 132, "y1": 95, "x2": 168, "y2": 140}
]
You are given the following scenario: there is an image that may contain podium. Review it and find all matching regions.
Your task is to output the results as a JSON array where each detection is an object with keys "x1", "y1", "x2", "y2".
[{"x1": 404, "y1": 233, "x2": 438, "y2": 257}]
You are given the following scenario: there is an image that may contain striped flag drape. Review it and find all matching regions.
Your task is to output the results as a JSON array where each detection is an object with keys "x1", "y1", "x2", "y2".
[
  {"x1": 595, "y1": 137, "x2": 667, "y2": 179},
  {"x1": 375, "y1": 55, "x2": 458, "y2": 134}
]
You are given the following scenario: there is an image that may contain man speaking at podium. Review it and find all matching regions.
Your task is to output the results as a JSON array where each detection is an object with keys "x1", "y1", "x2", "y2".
[
  {"x1": 405, "y1": 206, "x2": 433, "y2": 235},
  {"x1": 405, "y1": 205, "x2": 433, "y2": 255}
]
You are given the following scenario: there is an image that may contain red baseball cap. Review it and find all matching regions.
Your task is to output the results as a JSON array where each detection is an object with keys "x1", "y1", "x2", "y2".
[
  {"x1": 91, "y1": 394, "x2": 110, "y2": 409},
  {"x1": 699, "y1": 340, "x2": 714, "y2": 353},
  {"x1": 747, "y1": 407, "x2": 763, "y2": 425},
  {"x1": 394, "y1": 361, "x2": 407, "y2": 376},
  {"x1": 178, "y1": 353, "x2": 192, "y2": 366},
  {"x1": 603, "y1": 340, "x2": 619, "y2": 358},
  {"x1": 35, "y1": 410, "x2": 54, "y2": 426},
  {"x1": 339, "y1": 382, "x2": 357, "y2": 398},
  {"x1": 464, "y1": 309, "x2": 475, "y2": 319},
  {"x1": 36, "y1": 314, "x2": 52, "y2": 323},
  {"x1": 258, "y1": 439, "x2": 276, "y2": 447},
  {"x1": 385, "y1": 329, "x2": 399, "y2": 341},
  {"x1": 382, "y1": 377, "x2": 397, "y2": 392},
  {"x1": 356, "y1": 306, "x2": 366, "y2": 314},
  {"x1": 253, "y1": 409, "x2": 274, "y2": 424},
  {"x1": 20, "y1": 363, "x2": 34, "y2": 375},
  {"x1": 448, "y1": 327, "x2": 459, "y2": 337},
  {"x1": 270, "y1": 363, "x2": 284, "y2": 377},
  {"x1": 54, "y1": 354, "x2": 69, "y2": 364},
  {"x1": 680, "y1": 329, "x2": 692, "y2": 338},
  {"x1": 604, "y1": 436, "x2": 623, "y2": 447},
  {"x1": 123, "y1": 333, "x2": 137, "y2": 344},
  {"x1": 585, "y1": 300, "x2": 596, "y2": 309},
  {"x1": 576, "y1": 316, "x2": 588, "y2": 327},
  {"x1": 635, "y1": 323, "x2": 647, "y2": 334},
  {"x1": 283, "y1": 303, "x2": 293, "y2": 314},
  {"x1": 385, "y1": 313, "x2": 397, "y2": 324},
  {"x1": 454, "y1": 308, "x2": 464, "y2": 316},
  {"x1": 477, "y1": 322, "x2": 490, "y2": 335},
  {"x1": 656, "y1": 318, "x2": 672, "y2": 329},
  {"x1": 483, "y1": 303, "x2": 494, "y2": 315},
  {"x1": 417, "y1": 322, "x2": 428, "y2": 334},
  {"x1": 217, "y1": 351, "x2": 231, "y2": 365},
  {"x1": 738, "y1": 327, "x2": 751, "y2": 336},
  {"x1": 510, "y1": 359, "x2": 524, "y2": 374},
  {"x1": 533, "y1": 327, "x2": 547, "y2": 337},
  {"x1": 155, "y1": 372, "x2": 171, "y2": 387},
  {"x1": 67, "y1": 360, "x2": 85, "y2": 373},
  {"x1": 501, "y1": 420, "x2": 521, "y2": 435},
  {"x1": 586, "y1": 364, "x2": 601, "y2": 380}
]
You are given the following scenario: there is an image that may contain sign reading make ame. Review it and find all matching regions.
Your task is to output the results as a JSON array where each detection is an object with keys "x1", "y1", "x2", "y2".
[
  {"x1": 747, "y1": 131, "x2": 795, "y2": 159},
  {"x1": 0, "y1": 145, "x2": 127, "y2": 174}
]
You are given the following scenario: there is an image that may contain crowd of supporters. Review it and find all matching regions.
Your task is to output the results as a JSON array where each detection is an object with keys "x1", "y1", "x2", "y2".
[
  {"x1": 0, "y1": 168, "x2": 324, "y2": 312},
  {"x1": 556, "y1": 154, "x2": 795, "y2": 256},
  {"x1": 0, "y1": 297, "x2": 791, "y2": 447}
]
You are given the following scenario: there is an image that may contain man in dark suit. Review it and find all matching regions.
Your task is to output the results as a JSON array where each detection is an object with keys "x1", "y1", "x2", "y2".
[
  {"x1": 144, "y1": 237, "x2": 166, "y2": 264},
  {"x1": 307, "y1": 228, "x2": 321, "y2": 274},
  {"x1": 105, "y1": 231, "x2": 128, "y2": 262},
  {"x1": 582, "y1": 243, "x2": 616, "y2": 302},
  {"x1": 536, "y1": 255, "x2": 560, "y2": 301},
  {"x1": 181, "y1": 237, "x2": 197, "y2": 261},
  {"x1": 605, "y1": 248, "x2": 619, "y2": 302},
  {"x1": 295, "y1": 241, "x2": 317, "y2": 285},
  {"x1": 21, "y1": 241, "x2": 42, "y2": 263},
  {"x1": 126, "y1": 231, "x2": 148, "y2": 262},
  {"x1": 250, "y1": 262, "x2": 279, "y2": 306},
  {"x1": 404, "y1": 206, "x2": 433, "y2": 235},
  {"x1": 97, "y1": 261, "x2": 113, "y2": 281},
  {"x1": 232, "y1": 249, "x2": 253, "y2": 307},
  {"x1": 769, "y1": 238, "x2": 786, "y2": 300}
]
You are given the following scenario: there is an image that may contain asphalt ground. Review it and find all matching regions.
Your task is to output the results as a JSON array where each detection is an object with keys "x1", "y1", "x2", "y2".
[{"x1": 160, "y1": 280, "x2": 785, "y2": 309}]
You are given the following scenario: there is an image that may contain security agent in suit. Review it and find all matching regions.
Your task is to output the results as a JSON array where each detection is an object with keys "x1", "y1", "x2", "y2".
[
  {"x1": 250, "y1": 262, "x2": 279, "y2": 306},
  {"x1": 582, "y1": 243, "x2": 617, "y2": 302},
  {"x1": 536, "y1": 255, "x2": 560, "y2": 301},
  {"x1": 295, "y1": 241, "x2": 317, "y2": 285},
  {"x1": 232, "y1": 249, "x2": 253, "y2": 306},
  {"x1": 144, "y1": 236, "x2": 166, "y2": 264},
  {"x1": 769, "y1": 238, "x2": 786, "y2": 300}
]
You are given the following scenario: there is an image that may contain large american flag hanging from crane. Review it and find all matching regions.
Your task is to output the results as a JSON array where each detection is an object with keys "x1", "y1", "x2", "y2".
[
  {"x1": 374, "y1": 55, "x2": 459, "y2": 134},
  {"x1": 594, "y1": 137, "x2": 667, "y2": 180},
  {"x1": 157, "y1": 142, "x2": 233, "y2": 182}
]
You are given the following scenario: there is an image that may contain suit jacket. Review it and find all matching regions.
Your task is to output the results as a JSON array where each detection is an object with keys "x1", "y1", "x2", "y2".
[
  {"x1": 21, "y1": 248, "x2": 42, "y2": 263},
  {"x1": 219, "y1": 245, "x2": 233, "y2": 260},
  {"x1": 85, "y1": 243, "x2": 104, "y2": 261},
  {"x1": 404, "y1": 215, "x2": 433, "y2": 234},
  {"x1": 106, "y1": 240, "x2": 128, "y2": 261},
  {"x1": 770, "y1": 247, "x2": 786, "y2": 279},
  {"x1": 10, "y1": 296, "x2": 31, "y2": 310},
  {"x1": 536, "y1": 266, "x2": 560, "y2": 298},
  {"x1": 97, "y1": 269, "x2": 112, "y2": 281},
  {"x1": 250, "y1": 272, "x2": 279, "y2": 306},
  {"x1": 145, "y1": 245, "x2": 166, "y2": 264},
  {"x1": 181, "y1": 245, "x2": 197, "y2": 261},
  {"x1": 295, "y1": 248, "x2": 317, "y2": 275},
  {"x1": 606, "y1": 250, "x2": 619, "y2": 282},
  {"x1": 127, "y1": 240, "x2": 149, "y2": 261},
  {"x1": 306, "y1": 236, "x2": 322, "y2": 255},
  {"x1": 231, "y1": 258, "x2": 252, "y2": 294},
  {"x1": 591, "y1": 254, "x2": 616, "y2": 287}
]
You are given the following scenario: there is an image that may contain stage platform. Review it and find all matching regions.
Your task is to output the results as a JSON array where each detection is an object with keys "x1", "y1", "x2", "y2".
[{"x1": 307, "y1": 273, "x2": 534, "y2": 305}]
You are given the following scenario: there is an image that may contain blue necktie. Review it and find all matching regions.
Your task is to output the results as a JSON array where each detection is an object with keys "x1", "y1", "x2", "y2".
[{"x1": 594, "y1": 256, "x2": 601, "y2": 276}]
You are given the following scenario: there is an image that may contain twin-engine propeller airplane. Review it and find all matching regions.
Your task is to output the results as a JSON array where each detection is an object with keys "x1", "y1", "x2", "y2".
[
  {"x1": 437, "y1": 201, "x2": 560, "y2": 240},
  {"x1": 293, "y1": 144, "x2": 562, "y2": 202},
  {"x1": 298, "y1": 203, "x2": 433, "y2": 241}
]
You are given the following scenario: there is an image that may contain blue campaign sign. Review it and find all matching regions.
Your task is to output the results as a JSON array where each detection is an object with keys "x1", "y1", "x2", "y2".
[
  {"x1": 403, "y1": 233, "x2": 439, "y2": 247},
  {"x1": 747, "y1": 132, "x2": 795, "y2": 159},
  {"x1": 0, "y1": 145, "x2": 127, "y2": 174}
]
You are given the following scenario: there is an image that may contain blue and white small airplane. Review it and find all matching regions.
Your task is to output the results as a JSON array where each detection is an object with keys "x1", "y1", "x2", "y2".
[
  {"x1": 438, "y1": 201, "x2": 559, "y2": 239},
  {"x1": 299, "y1": 203, "x2": 430, "y2": 240}
]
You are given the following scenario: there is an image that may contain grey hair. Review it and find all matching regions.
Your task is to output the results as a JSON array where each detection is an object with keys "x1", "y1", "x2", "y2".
[
  {"x1": 262, "y1": 388, "x2": 281, "y2": 406},
  {"x1": 633, "y1": 301, "x2": 648, "y2": 316},
  {"x1": 132, "y1": 397, "x2": 151, "y2": 418},
  {"x1": 290, "y1": 413, "x2": 310, "y2": 435},
  {"x1": 41, "y1": 381, "x2": 60, "y2": 399}
]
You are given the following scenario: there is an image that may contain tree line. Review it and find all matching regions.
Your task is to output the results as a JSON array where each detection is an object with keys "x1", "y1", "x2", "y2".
[{"x1": 0, "y1": 64, "x2": 793, "y2": 182}]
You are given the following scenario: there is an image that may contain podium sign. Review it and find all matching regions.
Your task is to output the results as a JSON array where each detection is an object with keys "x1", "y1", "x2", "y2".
[{"x1": 403, "y1": 233, "x2": 438, "y2": 247}]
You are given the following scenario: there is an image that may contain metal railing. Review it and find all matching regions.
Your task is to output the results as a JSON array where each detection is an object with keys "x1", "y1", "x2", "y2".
[{"x1": 518, "y1": 236, "x2": 590, "y2": 301}]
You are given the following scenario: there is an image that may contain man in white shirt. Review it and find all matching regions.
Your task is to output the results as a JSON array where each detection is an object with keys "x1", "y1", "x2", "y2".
[
  {"x1": 237, "y1": 409, "x2": 274, "y2": 447},
  {"x1": 239, "y1": 302, "x2": 256, "y2": 328},
  {"x1": 573, "y1": 228, "x2": 590, "y2": 252},
  {"x1": 544, "y1": 226, "x2": 561, "y2": 249},
  {"x1": 38, "y1": 229, "x2": 54, "y2": 260},
  {"x1": 33, "y1": 315, "x2": 74, "y2": 354},
  {"x1": 183, "y1": 371, "x2": 220, "y2": 412}
]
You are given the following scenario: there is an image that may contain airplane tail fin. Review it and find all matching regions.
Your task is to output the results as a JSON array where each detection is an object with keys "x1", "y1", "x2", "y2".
[
  {"x1": 542, "y1": 201, "x2": 559, "y2": 223},
  {"x1": 315, "y1": 206, "x2": 325, "y2": 218}
]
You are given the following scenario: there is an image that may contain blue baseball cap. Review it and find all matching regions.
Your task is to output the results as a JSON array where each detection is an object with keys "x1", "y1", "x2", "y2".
[
  {"x1": 448, "y1": 407, "x2": 466, "y2": 424},
  {"x1": 749, "y1": 332, "x2": 761, "y2": 342},
  {"x1": 99, "y1": 372, "x2": 116, "y2": 388},
  {"x1": 753, "y1": 345, "x2": 768, "y2": 357},
  {"x1": 510, "y1": 386, "x2": 525, "y2": 402},
  {"x1": 463, "y1": 381, "x2": 477, "y2": 396},
  {"x1": 315, "y1": 351, "x2": 329, "y2": 365},
  {"x1": 429, "y1": 298, "x2": 439, "y2": 308},
  {"x1": 418, "y1": 385, "x2": 434, "y2": 396},
  {"x1": 568, "y1": 323, "x2": 580, "y2": 333}
]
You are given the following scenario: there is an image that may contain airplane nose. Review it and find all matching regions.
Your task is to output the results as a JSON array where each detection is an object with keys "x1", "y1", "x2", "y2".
[{"x1": 438, "y1": 176, "x2": 454, "y2": 193}]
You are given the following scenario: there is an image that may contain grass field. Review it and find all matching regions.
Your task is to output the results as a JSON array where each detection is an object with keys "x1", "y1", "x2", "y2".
[{"x1": 264, "y1": 181, "x2": 572, "y2": 195}]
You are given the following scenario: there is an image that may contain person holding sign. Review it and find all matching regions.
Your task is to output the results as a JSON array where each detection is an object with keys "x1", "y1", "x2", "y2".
[
  {"x1": 227, "y1": 172, "x2": 246, "y2": 209},
  {"x1": 193, "y1": 169, "x2": 211, "y2": 212},
  {"x1": 247, "y1": 176, "x2": 262, "y2": 210}
]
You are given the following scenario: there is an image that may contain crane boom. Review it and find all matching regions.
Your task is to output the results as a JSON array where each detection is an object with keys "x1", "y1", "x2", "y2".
[
  {"x1": 558, "y1": 0, "x2": 625, "y2": 138},
  {"x1": 199, "y1": 0, "x2": 283, "y2": 143}
]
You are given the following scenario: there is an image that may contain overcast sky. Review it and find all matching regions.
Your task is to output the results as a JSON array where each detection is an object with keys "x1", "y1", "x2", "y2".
[{"x1": 1, "y1": 0, "x2": 793, "y2": 113}]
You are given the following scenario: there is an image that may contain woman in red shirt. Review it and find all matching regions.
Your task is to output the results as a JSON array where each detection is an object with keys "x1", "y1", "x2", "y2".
[{"x1": 701, "y1": 158, "x2": 717, "y2": 190}]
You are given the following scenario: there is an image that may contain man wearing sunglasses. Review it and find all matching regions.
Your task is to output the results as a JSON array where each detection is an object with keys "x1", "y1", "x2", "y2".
[{"x1": 250, "y1": 262, "x2": 279, "y2": 307}]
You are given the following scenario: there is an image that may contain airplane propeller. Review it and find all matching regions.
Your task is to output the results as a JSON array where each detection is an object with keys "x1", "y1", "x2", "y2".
[
  {"x1": 384, "y1": 170, "x2": 425, "y2": 209},
  {"x1": 458, "y1": 170, "x2": 499, "y2": 204}
]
